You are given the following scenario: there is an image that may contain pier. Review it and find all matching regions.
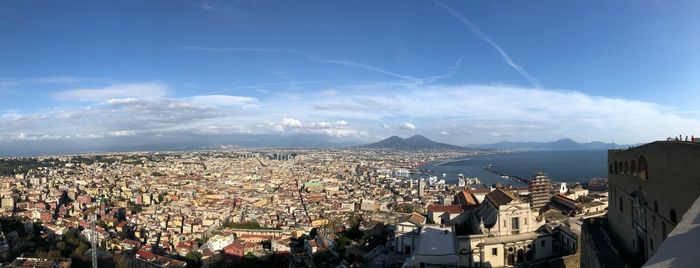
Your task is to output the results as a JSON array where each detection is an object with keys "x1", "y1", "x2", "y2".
[{"x1": 483, "y1": 166, "x2": 531, "y2": 183}]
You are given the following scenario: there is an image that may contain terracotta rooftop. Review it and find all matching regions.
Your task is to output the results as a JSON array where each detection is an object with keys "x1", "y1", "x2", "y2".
[
  {"x1": 457, "y1": 191, "x2": 479, "y2": 206},
  {"x1": 486, "y1": 188, "x2": 519, "y2": 206},
  {"x1": 428, "y1": 204, "x2": 464, "y2": 214}
]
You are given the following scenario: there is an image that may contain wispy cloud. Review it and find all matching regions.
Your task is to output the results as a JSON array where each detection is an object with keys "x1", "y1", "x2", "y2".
[
  {"x1": 434, "y1": 0, "x2": 541, "y2": 88},
  {"x1": 1, "y1": 76, "x2": 90, "y2": 91},
  {"x1": 4, "y1": 80, "x2": 700, "y2": 147},
  {"x1": 400, "y1": 122, "x2": 417, "y2": 131},
  {"x1": 52, "y1": 82, "x2": 168, "y2": 101},
  {"x1": 189, "y1": 95, "x2": 260, "y2": 108},
  {"x1": 32, "y1": 76, "x2": 82, "y2": 84},
  {"x1": 199, "y1": 2, "x2": 213, "y2": 11},
  {"x1": 182, "y1": 46, "x2": 422, "y2": 82},
  {"x1": 208, "y1": 80, "x2": 327, "y2": 95}
]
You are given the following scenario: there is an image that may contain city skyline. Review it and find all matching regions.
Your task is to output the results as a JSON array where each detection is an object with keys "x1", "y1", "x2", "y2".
[{"x1": 2, "y1": 0, "x2": 700, "y2": 154}]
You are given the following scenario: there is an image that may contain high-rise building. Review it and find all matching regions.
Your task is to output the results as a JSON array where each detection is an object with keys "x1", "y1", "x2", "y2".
[
  {"x1": 418, "y1": 179, "x2": 425, "y2": 198},
  {"x1": 581, "y1": 141, "x2": 700, "y2": 267},
  {"x1": 528, "y1": 172, "x2": 552, "y2": 213}
]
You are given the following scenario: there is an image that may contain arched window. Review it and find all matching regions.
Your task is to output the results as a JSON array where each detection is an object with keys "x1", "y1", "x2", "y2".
[
  {"x1": 624, "y1": 161, "x2": 630, "y2": 174},
  {"x1": 615, "y1": 162, "x2": 619, "y2": 174},
  {"x1": 670, "y1": 209, "x2": 677, "y2": 224},
  {"x1": 609, "y1": 163, "x2": 614, "y2": 174},
  {"x1": 638, "y1": 156, "x2": 649, "y2": 181},
  {"x1": 631, "y1": 160, "x2": 636, "y2": 174}
]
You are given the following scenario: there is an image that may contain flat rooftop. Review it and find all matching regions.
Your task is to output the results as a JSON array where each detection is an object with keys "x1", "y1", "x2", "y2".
[{"x1": 415, "y1": 225, "x2": 456, "y2": 256}]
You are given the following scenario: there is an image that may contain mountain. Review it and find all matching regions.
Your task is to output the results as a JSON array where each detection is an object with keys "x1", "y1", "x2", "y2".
[
  {"x1": 360, "y1": 135, "x2": 464, "y2": 150},
  {"x1": 466, "y1": 138, "x2": 630, "y2": 151}
]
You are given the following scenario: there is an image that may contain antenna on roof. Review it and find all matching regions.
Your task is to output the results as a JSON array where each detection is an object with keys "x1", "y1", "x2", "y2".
[{"x1": 611, "y1": 138, "x2": 614, "y2": 150}]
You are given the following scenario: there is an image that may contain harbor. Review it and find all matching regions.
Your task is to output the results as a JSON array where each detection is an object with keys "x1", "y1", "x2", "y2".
[{"x1": 483, "y1": 164, "x2": 531, "y2": 184}]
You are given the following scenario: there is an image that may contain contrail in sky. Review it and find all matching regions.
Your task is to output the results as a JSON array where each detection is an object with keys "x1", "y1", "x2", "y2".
[
  {"x1": 434, "y1": 0, "x2": 541, "y2": 88},
  {"x1": 182, "y1": 46, "x2": 419, "y2": 82}
]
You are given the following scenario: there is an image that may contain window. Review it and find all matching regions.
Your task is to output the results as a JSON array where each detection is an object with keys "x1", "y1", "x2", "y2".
[
  {"x1": 631, "y1": 160, "x2": 636, "y2": 174},
  {"x1": 638, "y1": 155, "x2": 648, "y2": 181},
  {"x1": 614, "y1": 162, "x2": 619, "y2": 174},
  {"x1": 624, "y1": 161, "x2": 629, "y2": 174},
  {"x1": 670, "y1": 209, "x2": 677, "y2": 224},
  {"x1": 541, "y1": 240, "x2": 545, "y2": 247},
  {"x1": 512, "y1": 217, "x2": 520, "y2": 230},
  {"x1": 492, "y1": 248, "x2": 498, "y2": 256},
  {"x1": 609, "y1": 163, "x2": 613, "y2": 174}
]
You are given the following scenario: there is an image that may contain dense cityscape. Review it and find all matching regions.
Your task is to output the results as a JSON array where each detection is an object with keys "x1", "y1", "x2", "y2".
[
  {"x1": 0, "y1": 144, "x2": 604, "y2": 267},
  {"x1": 2, "y1": 138, "x2": 698, "y2": 268},
  {"x1": 2, "y1": 1, "x2": 699, "y2": 267}
]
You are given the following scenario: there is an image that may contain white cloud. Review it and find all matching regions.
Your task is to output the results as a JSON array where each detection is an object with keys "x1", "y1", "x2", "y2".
[
  {"x1": 108, "y1": 130, "x2": 136, "y2": 137},
  {"x1": 281, "y1": 117, "x2": 302, "y2": 128},
  {"x1": 105, "y1": 98, "x2": 140, "y2": 105},
  {"x1": 53, "y1": 82, "x2": 168, "y2": 101},
  {"x1": 189, "y1": 95, "x2": 260, "y2": 107},
  {"x1": 5, "y1": 81, "x2": 700, "y2": 147},
  {"x1": 200, "y1": 2, "x2": 213, "y2": 10},
  {"x1": 400, "y1": 122, "x2": 417, "y2": 131}
]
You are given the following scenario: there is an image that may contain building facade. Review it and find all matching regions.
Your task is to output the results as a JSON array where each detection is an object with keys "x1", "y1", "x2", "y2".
[
  {"x1": 529, "y1": 172, "x2": 552, "y2": 213},
  {"x1": 582, "y1": 141, "x2": 700, "y2": 267}
]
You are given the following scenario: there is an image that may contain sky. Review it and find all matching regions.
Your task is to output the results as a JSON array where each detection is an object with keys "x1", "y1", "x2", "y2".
[{"x1": 1, "y1": 0, "x2": 700, "y2": 154}]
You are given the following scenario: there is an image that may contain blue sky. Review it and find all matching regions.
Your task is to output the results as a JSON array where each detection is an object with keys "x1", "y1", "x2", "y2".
[{"x1": 1, "y1": 0, "x2": 699, "y2": 153}]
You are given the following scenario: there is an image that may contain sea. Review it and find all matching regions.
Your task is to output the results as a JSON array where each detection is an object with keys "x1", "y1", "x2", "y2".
[{"x1": 412, "y1": 150, "x2": 608, "y2": 187}]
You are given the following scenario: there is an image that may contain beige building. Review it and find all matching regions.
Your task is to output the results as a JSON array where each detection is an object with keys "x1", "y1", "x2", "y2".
[
  {"x1": 582, "y1": 141, "x2": 700, "y2": 267},
  {"x1": 1, "y1": 196, "x2": 14, "y2": 212},
  {"x1": 460, "y1": 188, "x2": 553, "y2": 267},
  {"x1": 394, "y1": 212, "x2": 426, "y2": 255}
]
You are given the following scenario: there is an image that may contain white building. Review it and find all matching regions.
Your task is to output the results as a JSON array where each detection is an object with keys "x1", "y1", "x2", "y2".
[
  {"x1": 404, "y1": 226, "x2": 459, "y2": 267},
  {"x1": 460, "y1": 188, "x2": 557, "y2": 267},
  {"x1": 394, "y1": 212, "x2": 426, "y2": 255},
  {"x1": 207, "y1": 233, "x2": 235, "y2": 252}
]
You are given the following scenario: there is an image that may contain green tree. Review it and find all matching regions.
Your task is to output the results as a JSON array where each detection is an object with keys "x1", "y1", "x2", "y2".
[
  {"x1": 308, "y1": 228, "x2": 318, "y2": 239},
  {"x1": 184, "y1": 251, "x2": 203, "y2": 267},
  {"x1": 73, "y1": 242, "x2": 89, "y2": 256},
  {"x1": 344, "y1": 224, "x2": 363, "y2": 241}
]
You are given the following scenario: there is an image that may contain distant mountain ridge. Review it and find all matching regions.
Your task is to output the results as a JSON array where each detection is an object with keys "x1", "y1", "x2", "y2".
[
  {"x1": 360, "y1": 135, "x2": 464, "y2": 150},
  {"x1": 466, "y1": 138, "x2": 631, "y2": 151}
]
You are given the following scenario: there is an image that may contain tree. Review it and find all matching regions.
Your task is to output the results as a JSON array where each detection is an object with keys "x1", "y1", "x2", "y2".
[
  {"x1": 394, "y1": 203, "x2": 416, "y2": 213},
  {"x1": 335, "y1": 234, "x2": 351, "y2": 255},
  {"x1": 308, "y1": 228, "x2": 318, "y2": 239},
  {"x1": 184, "y1": 251, "x2": 203, "y2": 267},
  {"x1": 260, "y1": 240, "x2": 272, "y2": 251},
  {"x1": 344, "y1": 224, "x2": 363, "y2": 241},
  {"x1": 114, "y1": 253, "x2": 131, "y2": 268},
  {"x1": 36, "y1": 249, "x2": 61, "y2": 259},
  {"x1": 73, "y1": 242, "x2": 89, "y2": 256}
]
